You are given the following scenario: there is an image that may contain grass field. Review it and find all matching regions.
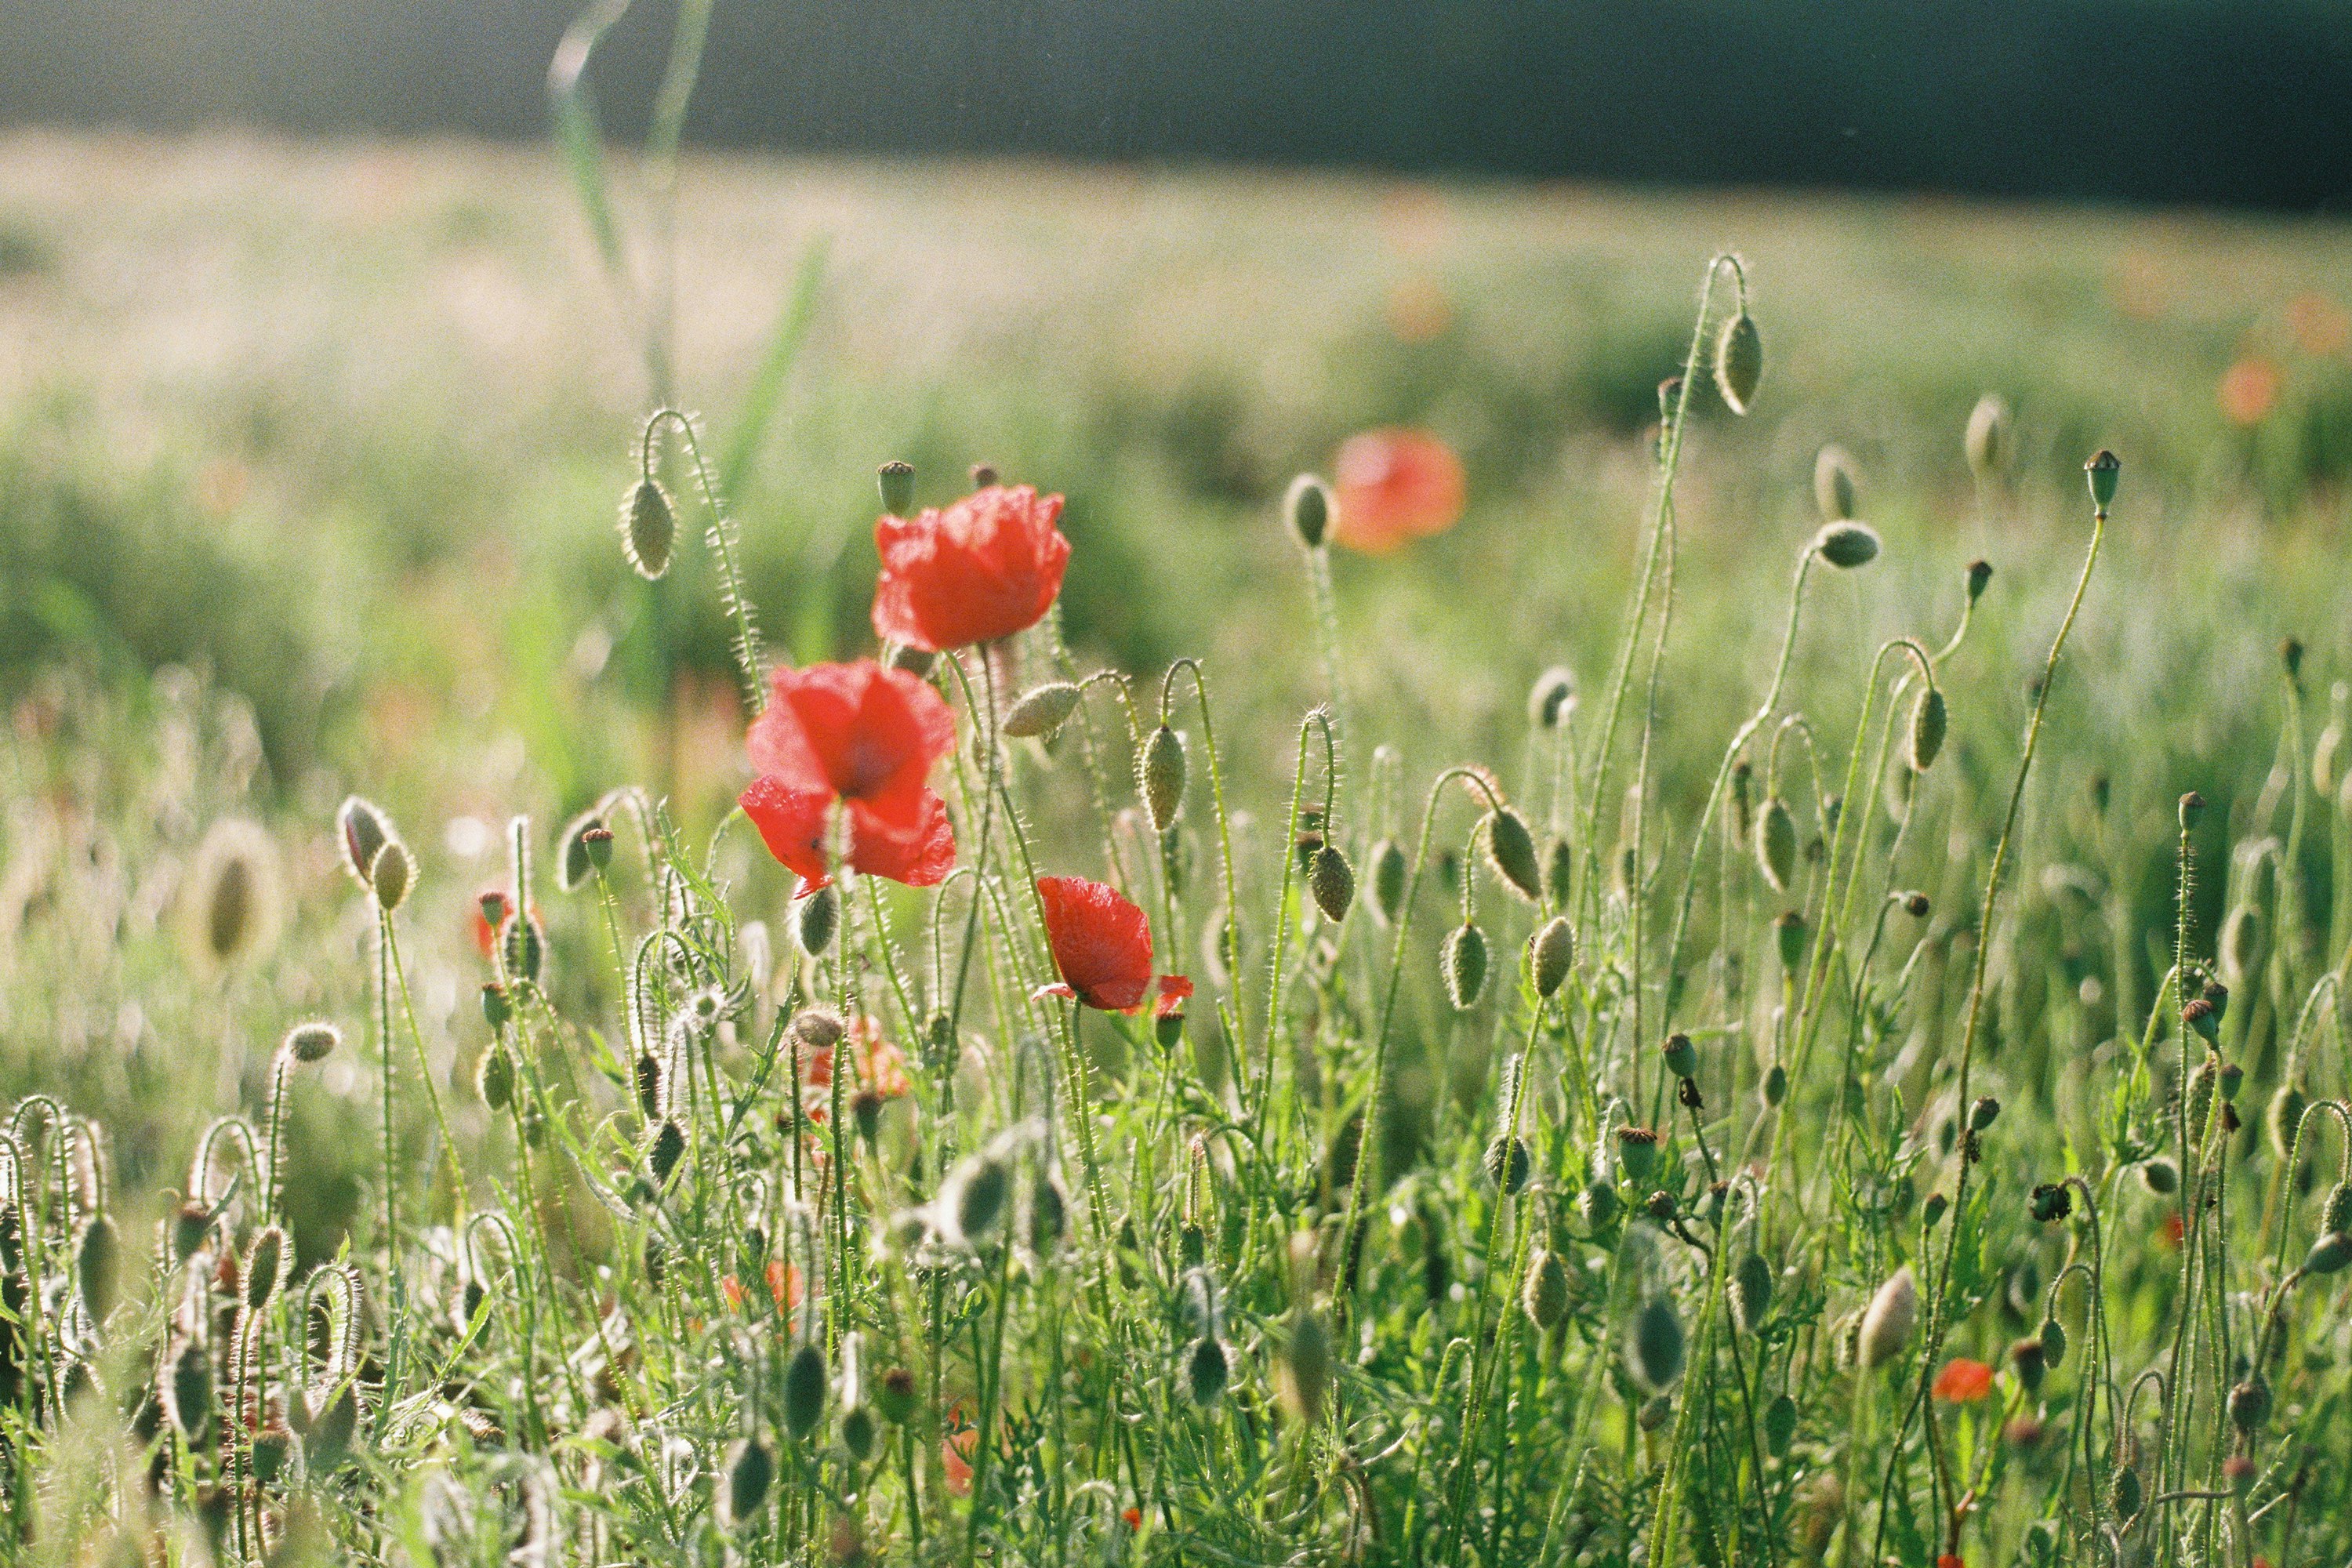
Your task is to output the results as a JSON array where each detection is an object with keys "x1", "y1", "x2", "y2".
[{"x1": 5, "y1": 130, "x2": 2352, "y2": 1566}]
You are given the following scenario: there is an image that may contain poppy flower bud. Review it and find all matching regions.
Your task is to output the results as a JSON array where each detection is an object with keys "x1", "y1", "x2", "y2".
[
  {"x1": 76, "y1": 1214, "x2": 118, "y2": 1322},
  {"x1": 1528, "y1": 666, "x2": 1577, "y2": 729},
  {"x1": 620, "y1": 477, "x2": 676, "y2": 579},
  {"x1": 1186, "y1": 1336, "x2": 1231, "y2": 1406},
  {"x1": 2269, "y1": 1081, "x2": 2308, "y2": 1159},
  {"x1": 245, "y1": 1225, "x2": 289, "y2": 1311},
  {"x1": 369, "y1": 839, "x2": 414, "y2": 913},
  {"x1": 1141, "y1": 724, "x2": 1187, "y2": 832},
  {"x1": 1615, "y1": 1126, "x2": 1662, "y2": 1183},
  {"x1": 503, "y1": 906, "x2": 543, "y2": 982},
  {"x1": 1733, "y1": 1252, "x2": 1774, "y2": 1332},
  {"x1": 1483, "y1": 1134, "x2": 1530, "y2": 1195},
  {"x1": 1027, "y1": 1172, "x2": 1068, "y2": 1254},
  {"x1": 1761, "y1": 1063, "x2": 1789, "y2": 1106},
  {"x1": 1644, "y1": 1189, "x2": 1678, "y2": 1225},
  {"x1": 1368, "y1": 838, "x2": 1407, "y2": 924},
  {"x1": 1965, "y1": 559, "x2": 1994, "y2": 604},
  {"x1": 1285, "y1": 473, "x2": 1332, "y2": 550},
  {"x1": 1279, "y1": 1312, "x2": 1334, "y2": 1426},
  {"x1": 2111, "y1": 1464, "x2": 2143, "y2": 1520},
  {"x1": 877, "y1": 459, "x2": 916, "y2": 517},
  {"x1": 2322, "y1": 1181, "x2": 2352, "y2": 1233},
  {"x1": 1908, "y1": 688, "x2": 1947, "y2": 772},
  {"x1": 949, "y1": 1155, "x2": 1011, "y2": 1243},
  {"x1": 1002, "y1": 681, "x2": 1083, "y2": 740},
  {"x1": 1442, "y1": 920, "x2": 1488, "y2": 1010},
  {"x1": 1662, "y1": 1032, "x2": 1697, "y2": 1079},
  {"x1": 1632, "y1": 1296, "x2": 1687, "y2": 1388},
  {"x1": 2085, "y1": 449, "x2": 2120, "y2": 512},
  {"x1": 1813, "y1": 445, "x2": 1859, "y2": 522},
  {"x1": 1532, "y1": 916, "x2": 1576, "y2": 998},
  {"x1": 477, "y1": 1045, "x2": 515, "y2": 1111},
  {"x1": 1523, "y1": 1249, "x2": 1570, "y2": 1330},
  {"x1": 1579, "y1": 1177, "x2": 1620, "y2": 1229},
  {"x1": 2217, "y1": 1061, "x2": 2243, "y2": 1102},
  {"x1": 556, "y1": 812, "x2": 604, "y2": 892},
  {"x1": 2028, "y1": 1182, "x2": 2072, "y2": 1223},
  {"x1": 1484, "y1": 808, "x2": 1543, "y2": 902},
  {"x1": 1544, "y1": 837, "x2": 1573, "y2": 908},
  {"x1": 583, "y1": 824, "x2": 613, "y2": 871},
  {"x1": 797, "y1": 884, "x2": 840, "y2": 957},
  {"x1": 2009, "y1": 1335, "x2": 2045, "y2": 1394},
  {"x1": 1774, "y1": 910, "x2": 1806, "y2": 975},
  {"x1": 482, "y1": 982, "x2": 512, "y2": 1032},
  {"x1": 648, "y1": 1120, "x2": 685, "y2": 1185},
  {"x1": 1813, "y1": 521, "x2": 1882, "y2": 570},
  {"x1": 2281, "y1": 636, "x2": 2305, "y2": 681},
  {"x1": 338, "y1": 796, "x2": 393, "y2": 887},
  {"x1": 842, "y1": 1403, "x2": 878, "y2": 1463},
  {"x1": 1304, "y1": 844, "x2": 1356, "y2": 925},
  {"x1": 1922, "y1": 1192, "x2": 1949, "y2": 1228},
  {"x1": 1969, "y1": 1095, "x2": 2000, "y2": 1132},
  {"x1": 1859, "y1": 1265, "x2": 1917, "y2": 1369},
  {"x1": 2227, "y1": 1377, "x2": 2270, "y2": 1433},
  {"x1": 1763, "y1": 1392, "x2": 1798, "y2": 1456},
  {"x1": 285, "y1": 1021, "x2": 340, "y2": 1063},
  {"x1": 1715, "y1": 311, "x2": 1763, "y2": 415},
  {"x1": 876, "y1": 1367, "x2": 918, "y2": 1424},
  {"x1": 2036, "y1": 1314, "x2": 2067, "y2": 1369},
  {"x1": 1965, "y1": 395, "x2": 2009, "y2": 480},
  {"x1": 165, "y1": 1338, "x2": 213, "y2": 1439},
  {"x1": 1901, "y1": 890, "x2": 1931, "y2": 919},
  {"x1": 2305, "y1": 1231, "x2": 2352, "y2": 1276},
  {"x1": 1757, "y1": 797, "x2": 1797, "y2": 891},
  {"x1": 969, "y1": 463, "x2": 999, "y2": 488},
  {"x1": 783, "y1": 1344, "x2": 827, "y2": 1439},
  {"x1": 170, "y1": 1202, "x2": 211, "y2": 1265}
]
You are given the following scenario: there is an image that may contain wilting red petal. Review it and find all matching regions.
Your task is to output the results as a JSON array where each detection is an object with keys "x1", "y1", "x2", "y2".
[
  {"x1": 1036, "y1": 876, "x2": 1156, "y2": 1011},
  {"x1": 1933, "y1": 1359, "x2": 1995, "y2": 1403},
  {"x1": 1153, "y1": 975, "x2": 1194, "y2": 1020},
  {"x1": 1330, "y1": 428, "x2": 1466, "y2": 554},
  {"x1": 872, "y1": 485, "x2": 1072, "y2": 652},
  {"x1": 1122, "y1": 1508, "x2": 1142, "y2": 1530}
]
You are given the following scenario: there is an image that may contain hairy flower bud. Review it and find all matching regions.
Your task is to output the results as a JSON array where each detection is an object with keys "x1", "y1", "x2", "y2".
[
  {"x1": 1141, "y1": 724, "x2": 1188, "y2": 832},
  {"x1": 1757, "y1": 797, "x2": 1798, "y2": 891},
  {"x1": 1485, "y1": 808, "x2": 1543, "y2": 902},
  {"x1": 620, "y1": 477, "x2": 676, "y2": 579},
  {"x1": 797, "y1": 884, "x2": 840, "y2": 957},
  {"x1": 1285, "y1": 473, "x2": 1332, "y2": 550},
  {"x1": 1632, "y1": 1297, "x2": 1686, "y2": 1388},
  {"x1": 1442, "y1": 921, "x2": 1489, "y2": 1010},
  {"x1": 1309, "y1": 844, "x2": 1356, "y2": 924},
  {"x1": 783, "y1": 1344, "x2": 828, "y2": 1439},
  {"x1": 285, "y1": 1021, "x2": 340, "y2": 1063},
  {"x1": 1532, "y1": 916, "x2": 1576, "y2": 998},
  {"x1": 1368, "y1": 838, "x2": 1407, "y2": 924},
  {"x1": 1859, "y1": 1265, "x2": 1917, "y2": 1369},
  {"x1": 1908, "y1": 687, "x2": 1947, "y2": 772},
  {"x1": 1523, "y1": 1249, "x2": 1570, "y2": 1330},
  {"x1": 1813, "y1": 445, "x2": 1859, "y2": 522},
  {"x1": 1965, "y1": 394, "x2": 2009, "y2": 481},
  {"x1": 370, "y1": 839, "x2": 414, "y2": 913},
  {"x1": 1002, "y1": 681, "x2": 1083, "y2": 740},
  {"x1": 1528, "y1": 666, "x2": 1577, "y2": 729},
  {"x1": 1813, "y1": 521, "x2": 1882, "y2": 570},
  {"x1": 1715, "y1": 311, "x2": 1763, "y2": 415}
]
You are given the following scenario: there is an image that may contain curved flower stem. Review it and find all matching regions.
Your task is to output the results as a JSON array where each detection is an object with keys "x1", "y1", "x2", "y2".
[
  {"x1": 1261, "y1": 708, "x2": 1341, "y2": 1117},
  {"x1": 1163, "y1": 659, "x2": 1247, "y2": 1065},
  {"x1": 641, "y1": 407, "x2": 766, "y2": 714}
]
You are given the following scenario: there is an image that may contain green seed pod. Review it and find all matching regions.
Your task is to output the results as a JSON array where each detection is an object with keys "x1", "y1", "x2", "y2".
[
  {"x1": 1774, "y1": 909, "x2": 1806, "y2": 975},
  {"x1": 369, "y1": 839, "x2": 414, "y2": 913},
  {"x1": 620, "y1": 477, "x2": 677, "y2": 579},
  {"x1": 1907, "y1": 688, "x2": 1947, "y2": 772},
  {"x1": 1368, "y1": 837, "x2": 1407, "y2": 924},
  {"x1": 841, "y1": 1403, "x2": 878, "y2": 1463},
  {"x1": 583, "y1": 824, "x2": 614, "y2": 872},
  {"x1": 783, "y1": 1343, "x2": 828, "y2": 1439},
  {"x1": 476, "y1": 1045, "x2": 514, "y2": 1112},
  {"x1": 338, "y1": 796, "x2": 392, "y2": 888},
  {"x1": 877, "y1": 459, "x2": 916, "y2": 517},
  {"x1": 1002, "y1": 681, "x2": 1083, "y2": 740},
  {"x1": 481, "y1": 982, "x2": 513, "y2": 1032},
  {"x1": 2038, "y1": 1315, "x2": 2067, "y2": 1369},
  {"x1": 2009, "y1": 1335, "x2": 2046, "y2": 1395},
  {"x1": 557, "y1": 811, "x2": 604, "y2": 892},
  {"x1": 797, "y1": 883, "x2": 840, "y2": 957},
  {"x1": 2140, "y1": 1156, "x2": 2177, "y2": 1195},
  {"x1": 165, "y1": 1338, "x2": 213, "y2": 1439},
  {"x1": 1523, "y1": 1250, "x2": 1570, "y2": 1330},
  {"x1": 1544, "y1": 836, "x2": 1574, "y2": 907},
  {"x1": 1579, "y1": 1178, "x2": 1621, "y2": 1230},
  {"x1": 1733, "y1": 1253, "x2": 1774, "y2": 1333},
  {"x1": 1485, "y1": 808, "x2": 1544, "y2": 902},
  {"x1": 1662, "y1": 1032, "x2": 1698, "y2": 1079},
  {"x1": 1714, "y1": 311, "x2": 1763, "y2": 415},
  {"x1": 2085, "y1": 449, "x2": 2121, "y2": 512},
  {"x1": 1442, "y1": 921, "x2": 1489, "y2": 1010},
  {"x1": 1528, "y1": 666, "x2": 1577, "y2": 729},
  {"x1": 2227, "y1": 1377, "x2": 2271, "y2": 1434},
  {"x1": 1757, "y1": 797, "x2": 1797, "y2": 891},
  {"x1": 1532, "y1": 916, "x2": 1576, "y2": 998},
  {"x1": 2269, "y1": 1082, "x2": 2309, "y2": 1160},
  {"x1": 1186, "y1": 1336, "x2": 1231, "y2": 1406},
  {"x1": 1762, "y1": 1392, "x2": 1798, "y2": 1456},
  {"x1": 76, "y1": 1215, "x2": 118, "y2": 1323},
  {"x1": 285, "y1": 1021, "x2": 340, "y2": 1063},
  {"x1": 1141, "y1": 724, "x2": 1187, "y2": 832},
  {"x1": 876, "y1": 1367, "x2": 918, "y2": 1425},
  {"x1": 725, "y1": 1435, "x2": 775, "y2": 1526},
  {"x1": 1965, "y1": 395, "x2": 2009, "y2": 481},
  {"x1": 1285, "y1": 473, "x2": 1332, "y2": 550},
  {"x1": 2111, "y1": 1463, "x2": 2142, "y2": 1520},
  {"x1": 1631, "y1": 1297, "x2": 1687, "y2": 1389},
  {"x1": 1813, "y1": 445, "x2": 1859, "y2": 522},
  {"x1": 1309, "y1": 844, "x2": 1356, "y2": 924},
  {"x1": 2324, "y1": 1181, "x2": 2352, "y2": 1233},
  {"x1": 1483, "y1": 1135, "x2": 1530, "y2": 1195},
  {"x1": 952, "y1": 1156, "x2": 1012, "y2": 1243},
  {"x1": 1813, "y1": 521, "x2": 1882, "y2": 570},
  {"x1": 2304, "y1": 1231, "x2": 2352, "y2": 1276},
  {"x1": 251, "y1": 1424, "x2": 292, "y2": 1484},
  {"x1": 1615, "y1": 1126, "x2": 1662, "y2": 1183},
  {"x1": 648, "y1": 1120, "x2": 686, "y2": 1185},
  {"x1": 245, "y1": 1225, "x2": 289, "y2": 1311},
  {"x1": 1858, "y1": 1265, "x2": 1917, "y2": 1370}
]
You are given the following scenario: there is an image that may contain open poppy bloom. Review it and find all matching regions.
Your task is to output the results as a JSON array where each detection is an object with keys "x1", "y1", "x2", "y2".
[
  {"x1": 740, "y1": 660, "x2": 956, "y2": 892},
  {"x1": 1033, "y1": 875, "x2": 1192, "y2": 1015},
  {"x1": 872, "y1": 483, "x2": 1072, "y2": 652},
  {"x1": 1932, "y1": 1358, "x2": 1995, "y2": 1403},
  {"x1": 1330, "y1": 427, "x2": 1466, "y2": 553}
]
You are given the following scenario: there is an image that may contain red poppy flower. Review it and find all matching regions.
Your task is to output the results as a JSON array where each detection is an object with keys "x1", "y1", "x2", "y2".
[
  {"x1": 871, "y1": 484, "x2": 1072, "y2": 652},
  {"x1": 1331, "y1": 427, "x2": 1466, "y2": 554},
  {"x1": 853, "y1": 1017, "x2": 913, "y2": 1099},
  {"x1": 740, "y1": 660, "x2": 957, "y2": 892},
  {"x1": 943, "y1": 1416, "x2": 977, "y2": 1495},
  {"x1": 1033, "y1": 875, "x2": 1190, "y2": 1014},
  {"x1": 764, "y1": 1258, "x2": 804, "y2": 1312},
  {"x1": 1933, "y1": 1358, "x2": 1995, "y2": 1403}
]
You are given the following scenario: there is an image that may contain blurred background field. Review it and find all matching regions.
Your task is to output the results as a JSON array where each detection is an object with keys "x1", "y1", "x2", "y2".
[{"x1": 6, "y1": 125, "x2": 2352, "y2": 1210}]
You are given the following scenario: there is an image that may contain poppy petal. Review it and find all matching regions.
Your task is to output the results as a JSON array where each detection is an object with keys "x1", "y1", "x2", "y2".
[{"x1": 1036, "y1": 874, "x2": 1155, "y2": 1011}]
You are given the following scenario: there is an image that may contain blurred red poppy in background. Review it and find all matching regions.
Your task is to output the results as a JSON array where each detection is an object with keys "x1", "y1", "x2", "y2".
[
  {"x1": 1034, "y1": 875, "x2": 1191, "y2": 1014},
  {"x1": 1932, "y1": 1358, "x2": 1994, "y2": 1403},
  {"x1": 740, "y1": 660, "x2": 956, "y2": 891},
  {"x1": 873, "y1": 484, "x2": 1072, "y2": 651},
  {"x1": 1330, "y1": 427, "x2": 1466, "y2": 553}
]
